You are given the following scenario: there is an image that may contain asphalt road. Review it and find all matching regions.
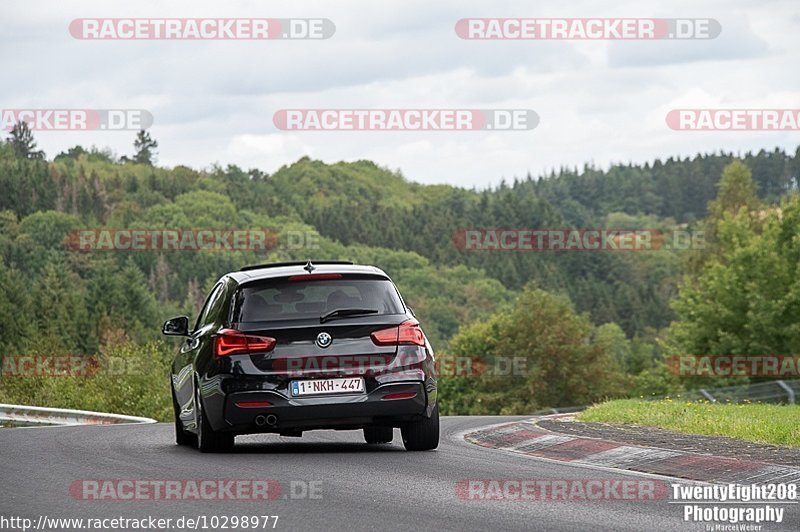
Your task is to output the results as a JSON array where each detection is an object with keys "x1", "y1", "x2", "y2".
[{"x1": 1, "y1": 417, "x2": 796, "y2": 531}]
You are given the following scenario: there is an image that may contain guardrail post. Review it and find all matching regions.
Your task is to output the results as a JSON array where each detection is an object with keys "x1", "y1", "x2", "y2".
[
  {"x1": 698, "y1": 389, "x2": 716, "y2": 402},
  {"x1": 776, "y1": 380, "x2": 796, "y2": 405}
]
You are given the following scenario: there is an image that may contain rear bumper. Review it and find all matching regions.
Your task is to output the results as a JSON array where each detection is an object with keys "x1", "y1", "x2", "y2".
[{"x1": 219, "y1": 381, "x2": 428, "y2": 433}]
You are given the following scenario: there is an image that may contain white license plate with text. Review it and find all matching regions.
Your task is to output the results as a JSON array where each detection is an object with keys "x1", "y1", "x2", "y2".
[{"x1": 290, "y1": 377, "x2": 365, "y2": 396}]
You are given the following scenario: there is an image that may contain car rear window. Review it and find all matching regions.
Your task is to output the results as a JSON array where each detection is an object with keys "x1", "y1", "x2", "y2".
[{"x1": 231, "y1": 276, "x2": 405, "y2": 323}]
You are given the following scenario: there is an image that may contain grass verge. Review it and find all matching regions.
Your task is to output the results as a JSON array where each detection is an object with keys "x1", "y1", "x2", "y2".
[
  {"x1": 0, "y1": 342, "x2": 172, "y2": 422},
  {"x1": 578, "y1": 399, "x2": 800, "y2": 447}
]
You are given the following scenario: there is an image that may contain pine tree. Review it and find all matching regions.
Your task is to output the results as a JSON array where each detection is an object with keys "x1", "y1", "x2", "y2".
[
  {"x1": 7, "y1": 121, "x2": 44, "y2": 160},
  {"x1": 133, "y1": 129, "x2": 158, "y2": 165}
]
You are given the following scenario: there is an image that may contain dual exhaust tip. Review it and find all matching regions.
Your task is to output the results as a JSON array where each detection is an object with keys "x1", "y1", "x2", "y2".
[{"x1": 254, "y1": 414, "x2": 278, "y2": 427}]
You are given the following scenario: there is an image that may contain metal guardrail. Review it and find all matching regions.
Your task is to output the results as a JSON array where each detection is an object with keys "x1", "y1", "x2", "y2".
[
  {"x1": 675, "y1": 380, "x2": 800, "y2": 405},
  {"x1": 532, "y1": 379, "x2": 800, "y2": 415},
  {"x1": 0, "y1": 403, "x2": 156, "y2": 427}
]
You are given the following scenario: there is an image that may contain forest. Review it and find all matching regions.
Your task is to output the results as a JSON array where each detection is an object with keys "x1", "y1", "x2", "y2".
[{"x1": 1, "y1": 123, "x2": 798, "y2": 418}]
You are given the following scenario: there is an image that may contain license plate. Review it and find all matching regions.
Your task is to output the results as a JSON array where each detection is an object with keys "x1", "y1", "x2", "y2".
[{"x1": 290, "y1": 377, "x2": 365, "y2": 396}]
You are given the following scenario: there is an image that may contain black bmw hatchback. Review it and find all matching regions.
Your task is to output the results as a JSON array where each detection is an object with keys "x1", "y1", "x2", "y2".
[{"x1": 162, "y1": 260, "x2": 439, "y2": 452}]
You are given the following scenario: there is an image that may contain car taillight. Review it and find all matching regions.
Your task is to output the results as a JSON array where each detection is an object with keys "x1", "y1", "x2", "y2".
[
  {"x1": 214, "y1": 329, "x2": 276, "y2": 357},
  {"x1": 370, "y1": 319, "x2": 425, "y2": 347}
]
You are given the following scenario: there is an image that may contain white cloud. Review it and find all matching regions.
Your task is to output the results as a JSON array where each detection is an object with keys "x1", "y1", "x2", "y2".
[
  {"x1": 227, "y1": 134, "x2": 312, "y2": 170},
  {"x1": 1, "y1": 0, "x2": 798, "y2": 186}
]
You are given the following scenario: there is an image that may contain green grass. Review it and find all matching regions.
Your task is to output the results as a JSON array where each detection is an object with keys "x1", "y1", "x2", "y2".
[
  {"x1": 0, "y1": 342, "x2": 173, "y2": 422},
  {"x1": 578, "y1": 399, "x2": 800, "y2": 447}
]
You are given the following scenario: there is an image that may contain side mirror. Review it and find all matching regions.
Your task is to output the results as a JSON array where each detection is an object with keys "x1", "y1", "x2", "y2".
[{"x1": 162, "y1": 316, "x2": 190, "y2": 336}]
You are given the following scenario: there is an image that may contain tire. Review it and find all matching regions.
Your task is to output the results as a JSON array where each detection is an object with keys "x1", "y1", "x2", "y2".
[
  {"x1": 172, "y1": 388, "x2": 196, "y2": 447},
  {"x1": 363, "y1": 426, "x2": 394, "y2": 444},
  {"x1": 195, "y1": 381, "x2": 234, "y2": 453},
  {"x1": 401, "y1": 403, "x2": 439, "y2": 451}
]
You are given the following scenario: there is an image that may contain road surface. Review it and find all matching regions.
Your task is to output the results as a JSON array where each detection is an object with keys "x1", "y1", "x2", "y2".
[{"x1": 1, "y1": 417, "x2": 795, "y2": 531}]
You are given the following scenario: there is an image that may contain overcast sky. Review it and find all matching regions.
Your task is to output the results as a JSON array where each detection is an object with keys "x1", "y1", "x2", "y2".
[{"x1": 2, "y1": 0, "x2": 798, "y2": 188}]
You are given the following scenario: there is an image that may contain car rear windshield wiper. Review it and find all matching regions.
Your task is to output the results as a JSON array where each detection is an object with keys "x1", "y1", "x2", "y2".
[{"x1": 320, "y1": 308, "x2": 379, "y2": 323}]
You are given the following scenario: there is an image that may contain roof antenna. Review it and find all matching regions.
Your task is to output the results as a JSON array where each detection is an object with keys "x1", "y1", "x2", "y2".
[{"x1": 303, "y1": 260, "x2": 315, "y2": 273}]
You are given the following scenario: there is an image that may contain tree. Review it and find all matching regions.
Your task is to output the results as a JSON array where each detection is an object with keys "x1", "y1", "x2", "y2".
[
  {"x1": 664, "y1": 190, "x2": 800, "y2": 389},
  {"x1": 441, "y1": 283, "x2": 628, "y2": 414},
  {"x1": 684, "y1": 161, "x2": 762, "y2": 274},
  {"x1": 707, "y1": 161, "x2": 761, "y2": 222},
  {"x1": 7, "y1": 121, "x2": 44, "y2": 160},
  {"x1": 31, "y1": 261, "x2": 92, "y2": 354},
  {"x1": 133, "y1": 129, "x2": 158, "y2": 165},
  {"x1": 0, "y1": 267, "x2": 35, "y2": 354}
]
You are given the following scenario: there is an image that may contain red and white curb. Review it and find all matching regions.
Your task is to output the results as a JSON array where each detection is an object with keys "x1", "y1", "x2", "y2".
[{"x1": 464, "y1": 419, "x2": 800, "y2": 485}]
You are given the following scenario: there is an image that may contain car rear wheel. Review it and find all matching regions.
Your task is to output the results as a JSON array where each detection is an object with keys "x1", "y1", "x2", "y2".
[
  {"x1": 363, "y1": 426, "x2": 394, "y2": 444},
  {"x1": 172, "y1": 389, "x2": 196, "y2": 447},
  {"x1": 401, "y1": 403, "x2": 439, "y2": 451},
  {"x1": 195, "y1": 382, "x2": 234, "y2": 453}
]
